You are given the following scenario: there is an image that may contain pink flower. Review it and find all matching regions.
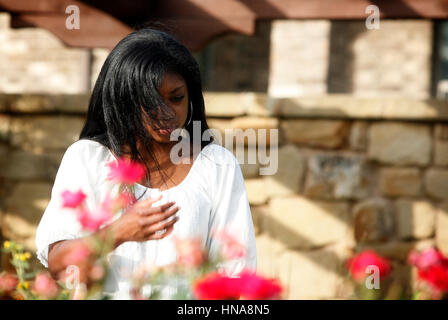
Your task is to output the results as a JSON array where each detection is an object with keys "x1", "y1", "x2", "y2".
[
  {"x1": 77, "y1": 197, "x2": 113, "y2": 231},
  {"x1": 193, "y1": 270, "x2": 283, "y2": 300},
  {"x1": 346, "y1": 250, "x2": 392, "y2": 282},
  {"x1": 0, "y1": 273, "x2": 18, "y2": 294},
  {"x1": 408, "y1": 247, "x2": 448, "y2": 270},
  {"x1": 62, "y1": 244, "x2": 92, "y2": 266},
  {"x1": 107, "y1": 158, "x2": 146, "y2": 185},
  {"x1": 33, "y1": 272, "x2": 59, "y2": 299},
  {"x1": 213, "y1": 230, "x2": 246, "y2": 260},
  {"x1": 61, "y1": 190, "x2": 86, "y2": 208},
  {"x1": 408, "y1": 247, "x2": 448, "y2": 295},
  {"x1": 173, "y1": 236, "x2": 205, "y2": 268}
]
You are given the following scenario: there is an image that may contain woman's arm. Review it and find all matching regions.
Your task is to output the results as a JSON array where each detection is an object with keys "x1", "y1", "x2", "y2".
[
  {"x1": 47, "y1": 196, "x2": 180, "y2": 282},
  {"x1": 206, "y1": 149, "x2": 257, "y2": 276}
]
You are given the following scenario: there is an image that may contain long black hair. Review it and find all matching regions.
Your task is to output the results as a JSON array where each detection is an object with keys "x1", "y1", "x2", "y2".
[{"x1": 79, "y1": 27, "x2": 212, "y2": 190}]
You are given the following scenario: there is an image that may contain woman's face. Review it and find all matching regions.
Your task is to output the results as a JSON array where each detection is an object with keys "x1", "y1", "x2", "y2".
[{"x1": 144, "y1": 72, "x2": 189, "y2": 144}]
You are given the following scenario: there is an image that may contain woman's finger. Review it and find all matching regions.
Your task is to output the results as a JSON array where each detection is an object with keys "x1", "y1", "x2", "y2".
[
  {"x1": 138, "y1": 206, "x2": 179, "y2": 227},
  {"x1": 143, "y1": 216, "x2": 179, "y2": 237},
  {"x1": 147, "y1": 225, "x2": 175, "y2": 240}
]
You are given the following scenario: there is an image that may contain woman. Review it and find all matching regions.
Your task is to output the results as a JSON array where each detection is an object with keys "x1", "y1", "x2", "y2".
[{"x1": 35, "y1": 28, "x2": 257, "y2": 299}]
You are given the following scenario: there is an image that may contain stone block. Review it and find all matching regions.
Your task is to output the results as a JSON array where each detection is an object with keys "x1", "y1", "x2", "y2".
[
  {"x1": 0, "y1": 114, "x2": 10, "y2": 142},
  {"x1": 424, "y1": 169, "x2": 448, "y2": 200},
  {"x1": 204, "y1": 93, "x2": 247, "y2": 117},
  {"x1": 0, "y1": 149, "x2": 62, "y2": 181},
  {"x1": 434, "y1": 141, "x2": 448, "y2": 166},
  {"x1": 352, "y1": 198, "x2": 395, "y2": 243},
  {"x1": 368, "y1": 122, "x2": 431, "y2": 166},
  {"x1": 2, "y1": 182, "x2": 52, "y2": 252},
  {"x1": 281, "y1": 120, "x2": 350, "y2": 149},
  {"x1": 10, "y1": 116, "x2": 85, "y2": 152},
  {"x1": 244, "y1": 178, "x2": 269, "y2": 205},
  {"x1": 304, "y1": 153, "x2": 369, "y2": 200},
  {"x1": 268, "y1": 196, "x2": 351, "y2": 249},
  {"x1": 436, "y1": 202, "x2": 448, "y2": 256},
  {"x1": 349, "y1": 121, "x2": 368, "y2": 151},
  {"x1": 378, "y1": 167, "x2": 421, "y2": 197},
  {"x1": 395, "y1": 200, "x2": 437, "y2": 240},
  {"x1": 434, "y1": 124, "x2": 448, "y2": 166},
  {"x1": 264, "y1": 144, "x2": 305, "y2": 197},
  {"x1": 250, "y1": 205, "x2": 270, "y2": 235},
  {"x1": 277, "y1": 246, "x2": 347, "y2": 299}
]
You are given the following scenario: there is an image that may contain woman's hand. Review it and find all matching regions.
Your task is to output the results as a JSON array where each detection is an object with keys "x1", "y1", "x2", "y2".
[{"x1": 110, "y1": 195, "x2": 180, "y2": 246}]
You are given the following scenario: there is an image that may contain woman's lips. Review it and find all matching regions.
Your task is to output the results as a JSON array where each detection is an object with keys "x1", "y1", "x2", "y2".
[{"x1": 157, "y1": 127, "x2": 175, "y2": 135}]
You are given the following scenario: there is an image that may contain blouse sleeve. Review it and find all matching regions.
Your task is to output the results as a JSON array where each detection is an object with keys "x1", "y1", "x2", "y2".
[
  {"x1": 35, "y1": 140, "x2": 102, "y2": 268},
  {"x1": 206, "y1": 149, "x2": 257, "y2": 277}
]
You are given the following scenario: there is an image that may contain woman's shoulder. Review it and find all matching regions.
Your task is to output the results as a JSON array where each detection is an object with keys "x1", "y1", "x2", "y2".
[
  {"x1": 62, "y1": 139, "x2": 111, "y2": 171},
  {"x1": 200, "y1": 142, "x2": 239, "y2": 168},
  {"x1": 65, "y1": 139, "x2": 109, "y2": 158}
]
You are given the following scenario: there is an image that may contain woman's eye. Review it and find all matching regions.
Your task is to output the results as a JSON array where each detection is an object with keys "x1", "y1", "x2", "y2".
[{"x1": 171, "y1": 95, "x2": 184, "y2": 102}]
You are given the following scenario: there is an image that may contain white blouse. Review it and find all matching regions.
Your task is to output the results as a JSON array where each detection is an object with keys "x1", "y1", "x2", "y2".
[{"x1": 35, "y1": 139, "x2": 257, "y2": 299}]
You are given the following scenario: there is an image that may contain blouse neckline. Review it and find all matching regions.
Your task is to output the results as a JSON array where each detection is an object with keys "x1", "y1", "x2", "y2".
[{"x1": 105, "y1": 142, "x2": 214, "y2": 193}]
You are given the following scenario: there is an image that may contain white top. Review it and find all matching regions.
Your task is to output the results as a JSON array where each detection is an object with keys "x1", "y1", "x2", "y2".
[{"x1": 35, "y1": 139, "x2": 257, "y2": 299}]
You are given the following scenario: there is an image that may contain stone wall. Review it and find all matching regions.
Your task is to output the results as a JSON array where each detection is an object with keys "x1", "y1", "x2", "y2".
[
  {"x1": 0, "y1": 11, "x2": 446, "y2": 299},
  {"x1": 1, "y1": 93, "x2": 447, "y2": 299}
]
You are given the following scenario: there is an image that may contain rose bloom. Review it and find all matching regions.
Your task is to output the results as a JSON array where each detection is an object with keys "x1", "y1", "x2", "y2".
[
  {"x1": 408, "y1": 247, "x2": 448, "y2": 294},
  {"x1": 418, "y1": 265, "x2": 448, "y2": 293},
  {"x1": 107, "y1": 158, "x2": 146, "y2": 185},
  {"x1": 238, "y1": 271, "x2": 282, "y2": 300},
  {"x1": 408, "y1": 247, "x2": 448, "y2": 270},
  {"x1": 193, "y1": 272, "x2": 240, "y2": 300},
  {"x1": 193, "y1": 270, "x2": 282, "y2": 300},
  {"x1": 346, "y1": 250, "x2": 392, "y2": 282},
  {"x1": 33, "y1": 272, "x2": 59, "y2": 299},
  {"x1": 61, "y1": 190, "x2": 86, "y2": 208},
  {"x1": 0, "y1": 273, "x2": 19, "y2": 294},
  {"x1": 173, "y1": 236, "x2": 205, "y2": 268}
]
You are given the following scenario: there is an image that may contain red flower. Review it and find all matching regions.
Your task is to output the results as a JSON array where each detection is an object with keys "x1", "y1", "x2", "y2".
[
  {"x1": 193, "y1": 270, "x2": 283, "y2": 300},
  {"x1": 346, "y1": 250, "x2": 391, "y2": 282},
  {"x1": 418, "y1": 265, "x2": 448, "y2": 293},
  {"x1": 193, "y1": 272, "x2": 240, "y2": 300},
  {"x1": 61, "y1": 190, "x2": 86, "y2": 208},
  {"x1": 0, "y1": 273, "x2": 18, "y2": 294},
  {"x1": 238, "y1": 271, "x2": 282, "y2": 300},
  {"x1": 107, "y1": 158, "x2": 146, "y2": 185},
  {"x1": 408, "y1": 247, "x2": 448, "y2": 294}
]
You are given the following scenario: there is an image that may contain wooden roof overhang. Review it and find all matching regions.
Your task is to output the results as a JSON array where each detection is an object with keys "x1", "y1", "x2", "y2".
[{"x1": 1, "y1": 0, "x2": 448, "y2": 51}]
